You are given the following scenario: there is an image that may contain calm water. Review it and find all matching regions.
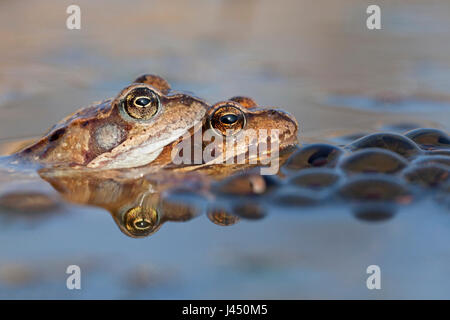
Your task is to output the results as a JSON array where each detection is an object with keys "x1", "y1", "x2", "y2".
[{"x1": 0, "y1": 0, "x2": 449, "y2": 299}]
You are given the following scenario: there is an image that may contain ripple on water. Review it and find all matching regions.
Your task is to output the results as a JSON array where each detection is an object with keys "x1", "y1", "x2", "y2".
[
  {"x1": 378, "y1": 122, "x2": 422, "y2": 133},
  {"x1": 326, "y1": 94, "x2": 450, "y2": 113}
]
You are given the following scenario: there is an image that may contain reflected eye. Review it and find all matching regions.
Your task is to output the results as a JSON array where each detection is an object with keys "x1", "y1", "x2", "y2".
[
  {"x1": 210, "y1": 103, "x2": 246, "y2": 136},
  {"x1": 123, "y1": 87, "x2": 160, "y2": 121},
  {"x1": 134, "y1": 218, "x2": 151, "y2": 230},
  {"x1": 124, "y1": 206, "x2": 160, "y2": 237}
]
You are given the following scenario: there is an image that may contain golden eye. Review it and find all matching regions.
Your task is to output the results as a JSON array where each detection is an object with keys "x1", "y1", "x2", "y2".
[
  {"x1": 124, "y1": 206, "x2": 160, "y2": 237},
  {"x1": 210, "y1": 103, "x2": 246, "y2": 136},
  {"x1": 220, "y1": 114, "x2": 238, "y2": 124},
  {"x1": 123, "y1": 87, "x2": 160, "y2": 120},
  {"x1": 134, "y1": 97, "x2": 152, "y2": 108}
]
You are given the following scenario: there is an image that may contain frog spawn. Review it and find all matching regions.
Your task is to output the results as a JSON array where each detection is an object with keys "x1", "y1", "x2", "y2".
[
  {"x1": 206, "y1": 128, "x2": 449, "y2": 224},
  {"x1": 2, "y1": 128, "x2": 448, "y2": 234},
  {"x1": 4, "y1": 124, "x2": 450, "y2": 232},
  {"x1": 0, "y1": 129, "x2": 450, "y2": 238}
]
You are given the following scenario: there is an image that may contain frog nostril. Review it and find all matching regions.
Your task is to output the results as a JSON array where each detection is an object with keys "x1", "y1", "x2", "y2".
[
  {"x1": 49, "y1": 128, "x2": 66, "y2": 142},
  {"x1": 220, "y1": 114, "x2": 238, "y2": 124},
  {"x1": 135, "y1": 97, "x2": 151, "y2": 107}
]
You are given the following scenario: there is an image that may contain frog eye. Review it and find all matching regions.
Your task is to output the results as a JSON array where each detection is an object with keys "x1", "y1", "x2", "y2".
[
  {"x1": 220, "y1": 114, "x2": 238, "y2": 124},
  {"x1": 123, "y1": 206, "x2": 160, "y2": 237},
  {"x1": 123, "y1": 87, "x2": 161, "y2": 121},
  {"x1": 210, "y1": 103, "x2": 246, "y2": 136}
]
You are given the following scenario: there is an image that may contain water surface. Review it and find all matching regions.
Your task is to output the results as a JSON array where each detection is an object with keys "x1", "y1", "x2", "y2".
[{"x1": 0, "y1": 0, "x2": 449, "y2": 299}]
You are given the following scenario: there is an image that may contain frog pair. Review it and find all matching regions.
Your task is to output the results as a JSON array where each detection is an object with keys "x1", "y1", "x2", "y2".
[{"x1": 15, "y1": 74, "x2": 299, "y2": 173}]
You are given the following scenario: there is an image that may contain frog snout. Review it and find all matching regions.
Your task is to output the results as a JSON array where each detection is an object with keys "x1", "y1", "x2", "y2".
[{"x1": 268, "y1": 109, "x2": 299, "y2": 139}]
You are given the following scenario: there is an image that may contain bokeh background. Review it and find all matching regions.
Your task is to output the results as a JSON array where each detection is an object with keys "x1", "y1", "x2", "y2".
[{"x1": 0, "y1": 0, "x2": 449, "y2": 299}]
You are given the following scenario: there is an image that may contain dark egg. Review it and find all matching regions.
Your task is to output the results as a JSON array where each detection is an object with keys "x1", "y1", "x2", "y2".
[
  {"x1": 345, "y1": 132, "x2": 422, "y2": 159},
  {"x1": 404, "y1": 128, "x2": 450, "y2": 150},
  {"x1": 411, "y1": 155, "x2": 450, "y2": 168},
  {"x1": 352, "y1": 203, "x2": 397, "y2": 222},
  {"x1": 339, "y1": 148, "x2": 408, "y2": 175},
  {"x1": 402, "y1": 164, "x2": 449, "y2": 188},
  {"x1": 339, "y1": 174, "x2": 413, "y2": 204},
  {"x1": 269, "y1": 186, "x2": 321, "y2": 207},
  {"x1": 283, "y1": 143, "x2": 345, "y2": 171},
  {"x1": 287, "y1": 168, "x2": 342, "y2": 191}
]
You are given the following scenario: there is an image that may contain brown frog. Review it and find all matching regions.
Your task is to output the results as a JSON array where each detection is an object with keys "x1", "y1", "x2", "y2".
[
  {"x1": 0, "y1": 74, "x2": 300, "y2": 237},
  {"x1": 10, "y1": 74, "x2": 209, "y2": 170},
  {"x1": 7, "y1": 75, "x2": 299, "y2": 174},
  {"x1": 168, "y1": 96, "x2": 299, "y2": 176},
  {"x1": 33, "y1": 94, "x2": 299, "y2": 237}
]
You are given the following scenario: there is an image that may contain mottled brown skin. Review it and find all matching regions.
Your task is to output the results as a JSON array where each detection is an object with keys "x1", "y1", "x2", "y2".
[
  {"x1": 11, "y1": 76, "x2": 298, "y2": 173},
  {"x1": 35, "y1": 97, "x2": 299, "y2": 237},
  {"x1": 168, "y1": 98, "x2": 299, "y2": 176},
  {"x1": 206, "y1": 99, "x2": 298, "y2": 154},
  {"x1": 4, "y1": 76, "x2": 300, "y2": 237},
  {"x1": 14, "y1": 75, "x2": 209, "y2": 170}
]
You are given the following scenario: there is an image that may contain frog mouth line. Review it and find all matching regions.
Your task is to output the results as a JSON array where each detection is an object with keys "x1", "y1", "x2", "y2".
[
  {"x1": 86, "y1": 127, "x2": 191, "y2": 169},
  {"x1": 169, "y1": 127, "x2": 292, "y2": 175}
]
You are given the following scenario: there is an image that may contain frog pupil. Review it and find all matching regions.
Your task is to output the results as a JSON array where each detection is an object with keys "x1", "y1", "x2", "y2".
[
  {"x1": 134, "y1": 219, "x2": 151, "y2": 229},
  {"x1": 135, "y1": 97, "x2": 151, "y2": 107},
  {"x1": 220, "y1": 114, "x2": 238, "y2": 124}
]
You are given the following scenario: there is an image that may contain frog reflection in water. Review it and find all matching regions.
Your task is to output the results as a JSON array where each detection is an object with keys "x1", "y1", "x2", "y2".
[
  {"x1": 37, "y1": 93, "x2": 299, "y2": 237},
  {"x1": 39, "y1": 169, "x2": 203, "y2": 237},
  {"x1": 3, "y1": 74, "x2": 299, "y2": 237},
  {"x1": 39, "y1": 168, "x2": 276, "y2": 237}
]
